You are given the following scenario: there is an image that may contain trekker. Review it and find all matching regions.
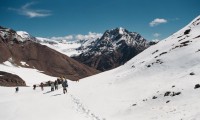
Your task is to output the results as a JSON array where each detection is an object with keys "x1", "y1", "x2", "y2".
[
  {"x1": 54, "y1": 80, "x2": 58, "y2": 90},
  {"x1": 60, "y1": 76, "x2": 64, "y2": 83},
  {"x1": 57, "y1": 77, "x2": 61, "y2": 84},
  {"x1": 62, "y1": 79, "x2": 68, "y2": 94},
  {"x1": 33, "y1": 85, "x2": 36, "y2": 90},
  {"x1": 51, "y1": 82, "x2": 54, "y2": 91},
  {"x1": 48, "y1": 81, "x2": 51, "y2": 86},
  {"x1": 15, "y1": 87, "x2": 19, "y2": 93},
  {"x1": 40, "y1": 82, "x2": 44, "y2": 91}
]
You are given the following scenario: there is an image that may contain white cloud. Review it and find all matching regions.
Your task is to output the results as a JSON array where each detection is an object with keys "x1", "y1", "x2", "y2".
[
  {"x1": 65, "y1": 35, "x2": 74, "y2": 40},
  {"x1": 149, "y1": 18, "x2": 167, "y2": 27},
  {"x1": 75, "y1": 32, "x2": 102, "y2": 40},
  {"x1": 51, "y1": 35, "x2": 74, "y2": 41},
  {"x1": 9, "y1": 2, "x2": 52, "y2": 18},
  {"x1": 153, "y1": 33, "x2": 161, "y2": 37},
  {"x1": 49, "y1": 32, "x2": 102, "y2": 41}
]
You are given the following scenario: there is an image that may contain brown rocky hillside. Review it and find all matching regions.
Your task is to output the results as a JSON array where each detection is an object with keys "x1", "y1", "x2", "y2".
[{"x1": 0, "y1": 26, "x2": 99, "y2": 81}]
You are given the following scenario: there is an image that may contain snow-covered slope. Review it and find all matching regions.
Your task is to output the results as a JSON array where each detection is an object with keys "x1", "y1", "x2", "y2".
[
  {"x1": 0, "y1": 16, "x2": 200, "y2": 120},
  {"x1": 0, "y1": 86, "x2": 97, "y2": 120},
  {"x1": 70, "y1": 15, "x2": 200, "y2": 120}
]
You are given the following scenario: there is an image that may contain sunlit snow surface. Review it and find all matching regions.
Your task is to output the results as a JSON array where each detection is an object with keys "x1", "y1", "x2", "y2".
[{"x1": 0, "y1": 16, "x2": 200, "y2": 120}]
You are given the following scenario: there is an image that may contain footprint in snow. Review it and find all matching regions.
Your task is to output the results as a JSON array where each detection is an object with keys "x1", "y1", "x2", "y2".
[{"x1": 70, "y1": 95, "x2": 106, "y2": 120}]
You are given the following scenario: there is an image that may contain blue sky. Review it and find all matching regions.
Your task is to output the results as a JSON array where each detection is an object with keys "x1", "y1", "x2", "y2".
[{"x1": 1, "y1": 0, "x2": 200, "y2": 40}]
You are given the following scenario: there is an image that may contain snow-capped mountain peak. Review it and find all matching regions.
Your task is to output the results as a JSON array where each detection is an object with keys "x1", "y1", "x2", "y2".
[
  {"x1": 17, "y1": 31, "x2": 37, "y2": 41},
  {"x1": 0, "y1": 26, "x2": 24, "y2": 42},
  {"x1": 116, "y1": 27, "x2": 125, "y2": 34},
  {"x1": 17, "y1": 31, "x2": 30, "y2": 39},
  {"x1": 100, "y1": 27, "x2": 147, "y2": 47},
  {"x1": 0, "y1": 27, "x2": 37, "y2": 43},
  {"x1": 73, "y1": 27, "x2": 152, "y2": 71}
]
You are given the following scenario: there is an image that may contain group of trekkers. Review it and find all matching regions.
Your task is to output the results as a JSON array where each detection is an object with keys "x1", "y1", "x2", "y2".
[{"x1": 32, "y1": 76, "x2": 68, "y2": 94}]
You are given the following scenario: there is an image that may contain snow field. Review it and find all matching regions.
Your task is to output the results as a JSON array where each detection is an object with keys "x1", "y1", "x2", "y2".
[{"x1": 0, "y1": 16, "x2": 200, "y2": 120}]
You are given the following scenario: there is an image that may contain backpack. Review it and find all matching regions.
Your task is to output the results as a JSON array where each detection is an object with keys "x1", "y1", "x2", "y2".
[{"x1": 62, "y1": 81, "x2": 68, "y2": 87}]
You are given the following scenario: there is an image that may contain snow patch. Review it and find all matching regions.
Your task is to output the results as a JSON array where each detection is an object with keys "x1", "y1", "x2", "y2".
[
  {"x1": 3, "y1": 61, "x2": 14, "y2": 67},
  {"x1": 119, "y1": 27, "x2": 124, "y2": 34},
  {"x1": 20, "y1": 61, "x2": 29, "y2": 66},
  {"x1": 0, "y1": 63, "x2": 56, "y2": 85},
  {"x1": 17, "y1": 31, "x2": 30, "y2": 39}
]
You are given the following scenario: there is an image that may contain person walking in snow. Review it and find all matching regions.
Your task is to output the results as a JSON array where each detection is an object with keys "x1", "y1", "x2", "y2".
[
  {"x1": 62, "y1": 79, "x2": 68, "y2": 94},
  {"x1": 33, "y1": 84, "x2": 36, "y2": 90},
  {"x1": 60, "y1": 76, "x2": 64, "y2": 83},
  {"x1": 40, "y1": 82, "x2": 44, "y2": 91},
  {"x1": 57, "y1": 77, "x2": 61, "y2": 84},
  {"x1": 51, "y1": 82, "x2": 54, "y2": 91},
  {"x1": 15, "y1": 87, "x2": 19, "y2": 93},
  {"x1": 47, "y1": 81, "x2": 51, "y2": 86},
  {"x1": 54, "y1": 80, "x2": 58, "y2": 90}
]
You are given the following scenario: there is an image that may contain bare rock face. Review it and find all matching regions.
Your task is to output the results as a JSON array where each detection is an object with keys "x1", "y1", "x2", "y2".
[
  {"x1": 0, "y1": 26, "x2": 99, "y2": 81},
  {"x1": 0, "y1": 71, "x2": 26, "y2": 86}
]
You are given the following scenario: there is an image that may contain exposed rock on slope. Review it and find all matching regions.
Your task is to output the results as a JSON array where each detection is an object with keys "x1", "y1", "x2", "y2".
[{"x1": 0, "y1": 26, "x2": 99, "y2": 81}]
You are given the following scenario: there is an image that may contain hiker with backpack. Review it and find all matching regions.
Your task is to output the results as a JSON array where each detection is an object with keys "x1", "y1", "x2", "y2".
[
  {"x1": 40, "y1": 82, "x2": 44, "y2": 91},
  {"x1": 33, "y1": 84, "x2": 36, "y2": 90},
  {"x1": 62, "y1": 79, "x2": 68, "y2": 94},
  {"x1": 15, "y1": 87, "x2": 19, "y2": 93},
  {"x1": 54, "y1": 80, "x2": 58, "y2": 90},
  {"x1": 57, "y1": 77, "x2": 62, "y2": 84},
  {"x1": 51, "y1": 82, "x2": 54, "y2": 91}
]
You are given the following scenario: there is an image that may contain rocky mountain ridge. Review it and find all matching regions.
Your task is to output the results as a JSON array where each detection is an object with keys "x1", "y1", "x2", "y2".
[{"x1": 73, "y1": 27, "x2": 157, "y2": 71}]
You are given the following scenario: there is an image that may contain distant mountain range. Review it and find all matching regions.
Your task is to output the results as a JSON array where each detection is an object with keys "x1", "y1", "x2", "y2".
[{"x1": 15, "y1": 27, "x2": 158, "y2": 71}]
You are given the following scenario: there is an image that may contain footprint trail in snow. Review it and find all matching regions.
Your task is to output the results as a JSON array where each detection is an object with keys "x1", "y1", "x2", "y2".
[{"x1": 70, "y1": 94, "x2": 106, "y2": 120}]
